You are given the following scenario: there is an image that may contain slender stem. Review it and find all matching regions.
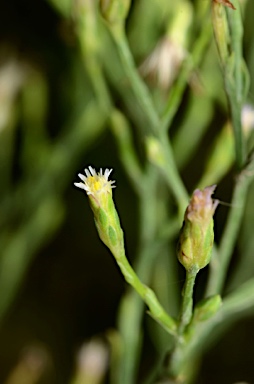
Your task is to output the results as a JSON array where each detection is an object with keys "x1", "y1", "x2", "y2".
[
  {"x1": 75, "y1": 0, "x2": 111, "y2": 111},
  {"x1": 116, "y1": 169, "x2": 159, "y2": 384},
  {"x1": 224, "y1": 74, "x2": 245, "y2": 169},
  {"x1": 108, "y1": 25, "x2": 189, "y2": 214},
  {"x1": 111, "y1": 27, "x2": 160, "y2": 135},
  {"x1": 181, "y1": 277, "x2": 254, "y2": 365},
  {"x1": 164, "y1": 267, "x2": 199, "y2": 382},
  {"x1": 110, "y1": 109, "x2": 144, "y2": 194},
  {"x1": 167, "y1": 276, "x2": 254, "y2": 383},
  {"x1": 212, "y1": 1, "x2": 247, "y2": 168},
  {"x1": 161, "y1": 15, "x2": 212, "y2": 132},
  {"x1": 178, "y1": 268, "x2": 198, "y2": 335},
  {"x1": 227, "y1": 1, "x2": 244, "y2": 105},
  {"x1": 206, "y1": 169, "x2": 251, "y2": 296},
  {"x1": 114, "y1": 251, "x2": 177, "y2": 336},
  {"x1": 159, "y1": 131, "x2": 189, "y2": 216}
]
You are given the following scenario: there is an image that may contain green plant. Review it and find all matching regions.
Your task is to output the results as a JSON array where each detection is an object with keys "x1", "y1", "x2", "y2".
[
  {"x1": 1, "y1": 0, "x2": 254, "y2": 383},
  {"x1": 71, "y1": 0, "x2": 254, "y2": 383}
]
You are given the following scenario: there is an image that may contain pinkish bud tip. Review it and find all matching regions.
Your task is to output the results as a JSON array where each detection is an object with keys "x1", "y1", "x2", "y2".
[{"x1": 186, "y1": 185, "x2": 219, "y2": 223}]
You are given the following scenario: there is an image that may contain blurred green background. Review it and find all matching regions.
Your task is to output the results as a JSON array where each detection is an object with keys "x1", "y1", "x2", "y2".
[{"x1": 0, "y1": 0, "x2": 254, "y2": 383}]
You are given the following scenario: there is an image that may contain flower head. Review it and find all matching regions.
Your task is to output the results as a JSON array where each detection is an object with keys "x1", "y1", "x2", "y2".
[
  {"x1": 177, "y1": 186, "x2": 219, "y2": 272},
  {"x1": 241, "y1": 104, "x2": 254, "y2": 135},
  {"x1": 74, "y1": 166, "x2": 123, "y2": 251},
  {"x1": 74, "y1": 166, "x2": 116, "y2": 207},
  {"x1": 140, "y1": 36, "x2": 186, "y2": 91}
]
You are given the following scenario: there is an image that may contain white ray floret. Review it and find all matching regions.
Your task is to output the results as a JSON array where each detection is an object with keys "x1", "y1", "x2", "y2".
[{"x1": 74, "y1": 166, "x2": 116, "y2": 196}]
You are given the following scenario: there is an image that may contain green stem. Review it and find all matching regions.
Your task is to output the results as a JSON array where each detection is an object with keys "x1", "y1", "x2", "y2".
[
  {"x1": 161, "y1": 14, "x2": 212, "y2": 132},
  {"x1": 206, "y1": 155, "x2": 254, "y2": 296},
  {"x1": 75, "y1": 0, "x2": 111, "y2": 111},
  {"x1": 114, "y1": 250, "x2": 177, "y2": 336},
  {"x1": 224, "y1": 74, "x2": 245, "y2": 169},
  {"x1": 178, "y1": 268, "x2": 198, "y2": 335},
  {"x1": 212, "y1": 1, "x2": 247, "y2": 168},
  {"x1": 116, "y1": 169, "x2": 159, "y2": 384},
  {"x1": 108, "y1": 26, "x2": 189, "y2": 214},
  {"x1": 114, "y1": 143, "x2": 180, "y2": 382},
  {"x1": 159, "y1": 131, "x2": 189, "y2": 216},
  {"x1": 110, "y1": 109, "x2": 144, "y2": 194},
  {"x1": 227, "y1": 0, "x2": 244, "y2": 105},
  {"x1": 164, "y1": 267, "x2": 199, "y2": 381},
  {"x1": 167, "y1": 277, "x2": 254, "y2": 383},
  {"x1": 110, "y1": 26, "x2": 160, "y2": 135},
  {"x1": 180, "y1": 277, "x2": 254, "y2": 366}
]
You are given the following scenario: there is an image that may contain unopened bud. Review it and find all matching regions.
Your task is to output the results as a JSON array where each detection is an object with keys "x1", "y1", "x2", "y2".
[
  {"x1": 100, "y1": 0, "x2": 130, "y2": 26},
  {"x1": 193, "y1": 294, "x2": 222, "y2": 322},
  {"x1": 146, "y1": 136, "x2": 165, "y2": 167},
  {"x1": 177, "y1": 185, "x2": 219, "y2": 271},
  {"x1": 241, "y1": 104, "x2": 254, "y2": 135}
]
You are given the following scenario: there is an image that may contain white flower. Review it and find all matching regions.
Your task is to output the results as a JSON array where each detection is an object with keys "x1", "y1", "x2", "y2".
[
  {"x1": 76, "y1": 340, "x2": 108, "y2": 379},
  {"x1": 74, "y1": 166, "x2": 116, "y2": 197},
  {"x1": 140, "y1": 36, "x2": 186, "y2": 91},
  {"x1": 74, "y1": 166, "x2": 121, "y2": 248},
  {"x1": 241, "y1": 104, "x2": 254, "y2": 135}
]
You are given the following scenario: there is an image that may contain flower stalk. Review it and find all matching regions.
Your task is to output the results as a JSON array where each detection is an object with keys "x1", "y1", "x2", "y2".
[
  {"x1": 74, "y1": 166, "x2": 177, "y2": 336},
  {"x1": 178, "y1": 267, "x2": 198, "y2": 335},
  {"x1": 177, "y1": 186, "x2": 219, "y2": 334},
  {"x1": 212, "y1": 0, "x2": 248, "y2": 168}
]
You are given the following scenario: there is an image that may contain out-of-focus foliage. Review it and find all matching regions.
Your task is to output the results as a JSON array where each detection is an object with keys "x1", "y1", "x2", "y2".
[{"x1": 0, "y1": 0, "x2": 254, "y2": 383}]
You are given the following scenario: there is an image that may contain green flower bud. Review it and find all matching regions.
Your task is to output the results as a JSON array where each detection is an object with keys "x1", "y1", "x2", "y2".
[
  {"x1": 74, "y1": 166, "x2": 124, "y2": 254},
  {"x1": 145, "y1": 136, "x2": 165, "y2": 167},
  {"x1": 177, "y1": 185, "x2": 219, "y2": 271},
  {"x1": 212, "y1": 0, "x2": 231, "y2": 66},
  {"x1": 193, "y1": 295, "x2": 222, "y2": 322},
  {"x1": 100, "y1": 0, "x2": 130, "y2": 26}
]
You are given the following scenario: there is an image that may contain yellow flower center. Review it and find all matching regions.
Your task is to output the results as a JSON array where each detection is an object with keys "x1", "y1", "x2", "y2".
[{"x1": 87, "y1": 175, "x2": 112, "y2": 197}]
